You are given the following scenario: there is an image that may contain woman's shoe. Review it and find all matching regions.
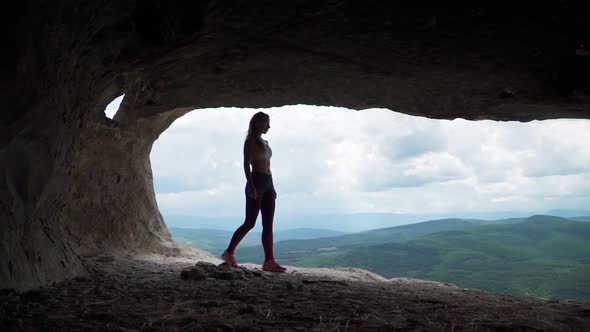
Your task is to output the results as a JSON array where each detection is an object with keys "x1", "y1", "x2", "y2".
[
  {"x1": 221, "y1": 251, "x2": 239, "y2": 268},
  {"x1": 262, "y1": 259, "x2": 286, "y2": 273}
]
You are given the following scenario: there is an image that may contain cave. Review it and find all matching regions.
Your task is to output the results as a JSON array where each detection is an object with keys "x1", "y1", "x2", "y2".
[{"x1": 1, "y1": 1, "x2": 590, "y2": 330}]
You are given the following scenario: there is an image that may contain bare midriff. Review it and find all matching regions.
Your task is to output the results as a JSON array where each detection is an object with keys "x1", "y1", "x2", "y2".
[{"x1": 251, "y1": 160, "x2": 271, "y2": 175}]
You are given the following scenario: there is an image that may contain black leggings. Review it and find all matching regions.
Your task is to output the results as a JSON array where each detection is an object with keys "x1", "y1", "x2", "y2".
[{"x1": 226, "y1": 172, "x2": 277, "y2": 261}]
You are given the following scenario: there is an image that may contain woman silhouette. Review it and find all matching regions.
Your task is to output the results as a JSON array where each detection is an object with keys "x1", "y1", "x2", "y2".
[{"x1": 221, "y1": 112, "x2": 286, "y2": 272}]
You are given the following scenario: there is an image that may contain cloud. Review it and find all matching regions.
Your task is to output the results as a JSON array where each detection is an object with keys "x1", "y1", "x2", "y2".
[
  {"x1": 143, "y1": 105, "x2": 590, "y2": 218},
  {"x1": 386, "y1": 128, "x2": 447, "y2": 160}
]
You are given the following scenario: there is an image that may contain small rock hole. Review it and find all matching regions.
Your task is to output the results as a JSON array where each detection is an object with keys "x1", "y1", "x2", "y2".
[{"x1": 104, "y1": 94, "x2": 125, "y2": 119}]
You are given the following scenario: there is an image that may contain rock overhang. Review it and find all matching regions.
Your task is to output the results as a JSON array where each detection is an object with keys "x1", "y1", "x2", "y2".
[{"x1": 3, "y1": 0, "x2": 590, "y2": 128}]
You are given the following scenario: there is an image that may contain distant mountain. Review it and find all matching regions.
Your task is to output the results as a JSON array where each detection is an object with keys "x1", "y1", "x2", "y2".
[
  {"x1": 289, "y1": 215, "x2": 590, "y2": 301},
  {"x1": 170, "y1": 227, "x2": 347, "y2": 255},
  {"x1": 237, "y1": 217, "x2": 529, "y2": 264},
  {"x1": 164, "y1": 215, "x2": 242, "y2": 230},
  {"x1": 546, "y1": 209, "x2": 590, "y2": 218},
  {"x1": 172, "y1": 214, "x2": 590, "y2": 300},
  {"x1": 164, "y1": 213, "x2": 416, "y2": 232},
  {"x1": 170, "y1": 228, "x2": 245, "y2": 253},
  {"x1": 274, "y1": 228, "x2": 347, "y2": 240},
  {"x1": 164, "y1": 211, "x2": 538, "y2": 233},
  {"x1": 274, "y1": 212, "x2": 539, "y2": 232}
]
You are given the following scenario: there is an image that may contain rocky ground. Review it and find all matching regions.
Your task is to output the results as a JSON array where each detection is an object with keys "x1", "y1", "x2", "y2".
[{"x1": 1, "y1": 249, "x2": 589, "y2": 331}]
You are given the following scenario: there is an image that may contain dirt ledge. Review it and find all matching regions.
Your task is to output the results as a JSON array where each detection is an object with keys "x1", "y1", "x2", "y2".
[{"x1": 1, "y1": 251, "x2": 589, "y2": 331}]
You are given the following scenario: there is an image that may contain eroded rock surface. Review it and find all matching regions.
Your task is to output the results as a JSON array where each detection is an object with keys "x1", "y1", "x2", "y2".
[{"x1": 1, "y1": 254, "x2": 589, "y2": 331}]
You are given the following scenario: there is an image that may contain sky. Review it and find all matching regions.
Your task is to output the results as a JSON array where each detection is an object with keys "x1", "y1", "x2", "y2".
[{"x1": 105, "y1": 96, "x2": 590, "y2": 220}]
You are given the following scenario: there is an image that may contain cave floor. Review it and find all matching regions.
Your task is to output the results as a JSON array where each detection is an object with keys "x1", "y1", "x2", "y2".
[{"x1": 1, "y1": 253, "x2": 589, "y2": 331}]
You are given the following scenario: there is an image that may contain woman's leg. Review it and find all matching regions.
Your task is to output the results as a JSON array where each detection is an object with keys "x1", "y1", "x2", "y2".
[
  {"x1": 225, "y1": 196, "x2": 261, "y2": 255},
  {"x1": 260, "y1": 190, "x2": 276, "y2": 261}
]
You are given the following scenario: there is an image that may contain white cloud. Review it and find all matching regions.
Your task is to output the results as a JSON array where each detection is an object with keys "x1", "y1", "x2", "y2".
[{"x1": 143, "y1": 105, "x2": 590, "y2": 218}]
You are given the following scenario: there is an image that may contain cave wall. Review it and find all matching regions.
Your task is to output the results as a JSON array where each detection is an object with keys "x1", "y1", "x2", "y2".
[
  {"x1": 1, "y1": 0, "x2": 589, "y2": 290},
  {"x1": 0, "y1": 110, "x2": 179, "y2": 289}
]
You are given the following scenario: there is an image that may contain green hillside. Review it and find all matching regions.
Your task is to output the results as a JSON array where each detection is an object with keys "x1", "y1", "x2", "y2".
[
  {"x1": 170, "y1": 228, "x2": 248, "y2": 253},
  {"x1": 306, "y1": 216, "x2": 590, "y2": 301},
  {"x1": 173, "y1": 215, "x2": 590, "y2": 300},
  {"x1": 170, "y1": 227, "x2": 347, "y2": 255},
  {"x1": 237, "y1": 218, "x2": 525, "y2": 265}
]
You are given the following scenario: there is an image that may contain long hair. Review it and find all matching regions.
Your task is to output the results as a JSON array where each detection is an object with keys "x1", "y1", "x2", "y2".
[{"x1": 246, "y1": 111, "x2": 269, "y2": 148}]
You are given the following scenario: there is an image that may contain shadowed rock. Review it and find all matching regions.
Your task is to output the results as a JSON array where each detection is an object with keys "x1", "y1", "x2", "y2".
[{"x1": 1, "y1": 254, "x2": 589, "y2": 331}]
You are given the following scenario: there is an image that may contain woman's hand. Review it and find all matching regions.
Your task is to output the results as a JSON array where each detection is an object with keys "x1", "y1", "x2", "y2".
[{"x1": 246, "y1": 183, "x2": 258, "y2": 200}]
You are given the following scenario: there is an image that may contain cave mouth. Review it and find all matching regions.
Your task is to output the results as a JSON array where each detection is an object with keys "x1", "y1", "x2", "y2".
[
  {"x1": 2, "y1": 92, "x2": 582, "y2": 292},
  {"x1": 144, "y1": 103, "x2": 590, "y2": 252},
  {"x1": 3, "y1": 2, "x2": 590, "y2": 329}
]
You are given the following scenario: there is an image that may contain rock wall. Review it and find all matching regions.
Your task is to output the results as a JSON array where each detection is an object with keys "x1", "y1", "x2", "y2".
[
  {"x1": 1, "y1": 0, "x2": 590, "y2": 289},
  {"x1": 0, "y1": 95, "x2": 187, "y2": 289}
]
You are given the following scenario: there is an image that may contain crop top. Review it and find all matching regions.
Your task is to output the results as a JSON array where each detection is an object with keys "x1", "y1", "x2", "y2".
[{"x1": 252, "y1": 140, "x2": 272, "y2": 161}]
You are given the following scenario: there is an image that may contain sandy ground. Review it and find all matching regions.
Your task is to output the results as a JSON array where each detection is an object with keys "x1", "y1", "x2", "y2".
[{"x1": 1, "y1": 248, "x2": 589, "y2": 331}]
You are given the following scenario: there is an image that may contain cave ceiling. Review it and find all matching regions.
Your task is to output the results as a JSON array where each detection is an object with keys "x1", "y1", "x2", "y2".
[{"x1": 2, "y1": 0, "x2": 589, "y2": 132}]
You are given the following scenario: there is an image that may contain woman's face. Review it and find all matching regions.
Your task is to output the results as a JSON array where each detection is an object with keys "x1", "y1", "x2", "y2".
[{"x1": 256, "y1": 117, "x2": 270, "y2": 134}]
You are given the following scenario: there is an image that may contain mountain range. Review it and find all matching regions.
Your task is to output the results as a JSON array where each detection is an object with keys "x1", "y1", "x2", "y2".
[
  {"x1": 170, "y1": 227, "x2": 347, "y2": 255},
  {"x1": 163, "y1": 209, "x2": 589, "y2": 232},
  {"x1": 234, "y1": 215, "x2": 590, "y2": 301}
]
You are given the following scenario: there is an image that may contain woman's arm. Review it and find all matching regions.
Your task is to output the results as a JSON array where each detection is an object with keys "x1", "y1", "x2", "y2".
[
  {"x1": 243, "y1": 139, "x2": 254, "y2": 182},
  {"x1": 243, "y1": 139, "x2": 257, "y2": 199}
]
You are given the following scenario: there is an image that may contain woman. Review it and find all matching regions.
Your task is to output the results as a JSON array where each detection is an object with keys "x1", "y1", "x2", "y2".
[{"x1": 221, "y1": 112, "x2": 287, "y2": 273}]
